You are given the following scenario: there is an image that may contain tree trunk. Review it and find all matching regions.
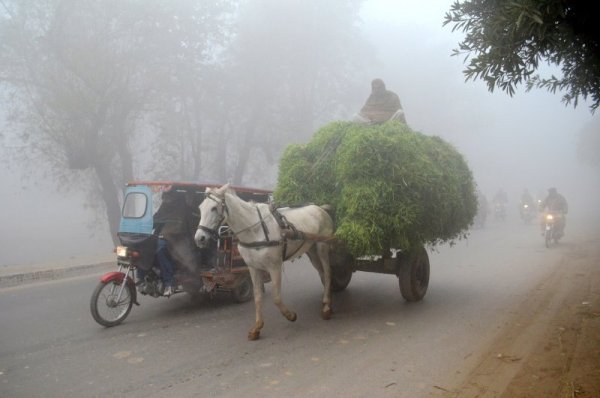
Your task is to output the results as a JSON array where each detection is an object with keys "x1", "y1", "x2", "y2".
[
  {"x1": 117, "y1": 139, "x2": 134, "y2": 184},
  {"x1": 213, "y1": 117, "x2": 231, "y2": 182},
  {"x1": 94, "y1": 160, "x2": 121, "y2": 246},
  {"x1": 232, "y1": 121, "x2": 256, "y2": 185},
  {"x1": 232, "y1": 102, "x2": 264, "y2": 185}
]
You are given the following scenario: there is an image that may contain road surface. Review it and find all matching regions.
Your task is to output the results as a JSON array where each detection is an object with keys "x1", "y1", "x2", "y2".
[{"x1": 1, "y1": 212, "x2": 598, "y2": 397}]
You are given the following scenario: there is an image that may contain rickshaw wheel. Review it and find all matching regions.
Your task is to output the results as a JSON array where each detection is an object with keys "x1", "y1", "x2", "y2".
[
  {"x1": 90, "y1": 280, "x2": 134, "y2": 327},
  {"x1": 398, "y1": 246, "x2": 430, "y2": 302},
  {"x1": 232, "y1": 274, "x2": 254, "y2": 303}
]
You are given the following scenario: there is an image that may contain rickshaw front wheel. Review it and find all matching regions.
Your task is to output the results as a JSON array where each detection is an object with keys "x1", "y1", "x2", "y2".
[{"x1": 90, "y1": 280, "x2": 134, "y2": 327}]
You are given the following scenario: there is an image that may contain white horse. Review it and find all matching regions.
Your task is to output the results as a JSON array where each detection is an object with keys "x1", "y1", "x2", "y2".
[{"x1": 194, "y1": 184, "x2": 335, "y2": 340}]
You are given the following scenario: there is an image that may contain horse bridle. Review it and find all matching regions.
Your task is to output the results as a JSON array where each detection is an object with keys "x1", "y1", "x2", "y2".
[
  {"x1": 197, "y1": 192, "x2": 277, "y2": 246},
  {"x1": 197, "y1": 193, "x2": 227, "y2": 241}
]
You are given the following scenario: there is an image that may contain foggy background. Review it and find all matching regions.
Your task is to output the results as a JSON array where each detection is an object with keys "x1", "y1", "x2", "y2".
[{"x1": 1, "y1": 0, "x2": 598, "y2": 267}]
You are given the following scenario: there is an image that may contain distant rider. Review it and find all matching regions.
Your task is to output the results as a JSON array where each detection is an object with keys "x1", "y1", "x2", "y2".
[
  {"x1": 474, "y1": 190, "x2": 489, "y2": 228},
  {"x1": 492, "y1": 189, "x2": 508, "y2": 220},
  {"x1": 540, "y1": 187, "x2": 568, "y2": 237},
  {"x1": 519, "y1": 189, "x2": 535, "y2": 219}
]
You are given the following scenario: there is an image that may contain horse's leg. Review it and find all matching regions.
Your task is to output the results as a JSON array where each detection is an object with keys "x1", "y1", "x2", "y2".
[
  {"x1": 269, "y1": 264, "x2": 297, "y2": 322},
  {"x1": 308, "y1": 243, "x2": 332, "y2": 320},
  {"x1": 247, "y1": 267, "x2": 264, "y2": 341}
]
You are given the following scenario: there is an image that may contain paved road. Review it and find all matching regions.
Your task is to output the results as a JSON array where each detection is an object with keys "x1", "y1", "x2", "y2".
[{"x1": 0, "y1": 214, "x2": 591, "y2": 398}]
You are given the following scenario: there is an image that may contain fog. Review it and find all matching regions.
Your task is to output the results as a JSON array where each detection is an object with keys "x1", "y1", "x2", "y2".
[{"x1": 1, "y1": 0, "x2": 598, "y2": 267}]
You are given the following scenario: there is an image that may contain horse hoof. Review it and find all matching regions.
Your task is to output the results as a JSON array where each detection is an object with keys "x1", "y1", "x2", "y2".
[
  {"x1": 286, "y1": 312, "x2": 297, "y2": 322},
  {"x1": 322, "y1": 309, "x2": 332, "y2": 320},
  {"x1": 248, "y1": 330, "x2": 260, "y2": 341}
]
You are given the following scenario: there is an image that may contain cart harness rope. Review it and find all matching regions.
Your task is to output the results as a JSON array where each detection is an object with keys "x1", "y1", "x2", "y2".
[
  {"x1": 198, "y1": 193, "x2": 314, "y2": 261},
  {"x1": 235, "y1": 206, "x2": 306, "y2": 262}
]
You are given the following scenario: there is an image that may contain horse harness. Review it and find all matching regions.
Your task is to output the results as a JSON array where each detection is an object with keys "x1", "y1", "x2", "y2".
[{"x1": 199, "y1": 193, "x2": 313, "y2": 261}]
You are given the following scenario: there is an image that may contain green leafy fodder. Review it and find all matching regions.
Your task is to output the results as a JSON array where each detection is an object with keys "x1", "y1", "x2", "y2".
[{"x1": 274, "y1": 121, "x2": 477, "y2": 256}]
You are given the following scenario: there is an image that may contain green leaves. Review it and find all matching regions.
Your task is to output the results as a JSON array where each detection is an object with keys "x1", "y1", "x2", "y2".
[
  {"x1": 444, "y1": 0, "x2": 600, "y2": 111},
  {"x1": 274, "y1": 121, "x2": 477, "y2": 257}
]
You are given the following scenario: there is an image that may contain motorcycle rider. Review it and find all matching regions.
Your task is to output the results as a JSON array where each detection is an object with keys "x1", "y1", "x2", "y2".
[
  {"x1": 535, "y1": 190, "x2": 546, "y2": 211},
  {"x1": 473, "y1": 190, "x2": 489, "y2": 228},
  {"x1": 539, "y1": 187, "x2": 568, "y2": 237},
  {"x1": 519, "y1": 188, "x2": 535, "y2": 221},
  {"x1": 492, "y1": 189, "x2": 508, "y2": 220}
]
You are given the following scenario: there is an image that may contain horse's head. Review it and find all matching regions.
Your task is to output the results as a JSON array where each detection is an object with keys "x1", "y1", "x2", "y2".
[{"x1": 194, "y1": 184, "x2": 230, "y2": 248}]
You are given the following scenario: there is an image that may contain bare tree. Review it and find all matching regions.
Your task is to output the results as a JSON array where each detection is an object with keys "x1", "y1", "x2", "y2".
[
  {"x1": 144, "y1": 1, "x2": 236, "y2": 182},
  {"x1": 224, "y1": 0, "x2": 370, "y2": 185},
  {"x1": 0, "y1": 0, "x2": 235, "y2": 242}
]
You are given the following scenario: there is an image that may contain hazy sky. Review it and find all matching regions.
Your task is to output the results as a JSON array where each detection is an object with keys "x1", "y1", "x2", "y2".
[
  {"x1": 361, "y1": 0, "x2": 597, "y2": 200},
  {"x1": 1, "y1": 0, "x2": 597, "y2": 266}
]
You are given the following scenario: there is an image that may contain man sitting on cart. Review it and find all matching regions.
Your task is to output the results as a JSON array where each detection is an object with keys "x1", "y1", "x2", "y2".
[{"x1": 353, "y1": 78, "x2": 407, "y2": 125}]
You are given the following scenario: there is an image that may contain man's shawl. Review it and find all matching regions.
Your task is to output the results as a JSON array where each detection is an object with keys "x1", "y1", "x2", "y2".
[{"x1": 360, "y1": 89, "x2": 402, "y2": 123}]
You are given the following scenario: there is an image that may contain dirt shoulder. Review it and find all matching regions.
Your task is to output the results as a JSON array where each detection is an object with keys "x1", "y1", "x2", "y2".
[{"x1": 443, "y1": 235, "x2": 600, "y2": 398}]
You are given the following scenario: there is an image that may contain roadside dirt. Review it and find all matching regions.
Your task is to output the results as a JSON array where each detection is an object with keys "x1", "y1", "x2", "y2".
[{"x1": 443, "y1": 236, "x2": 600, "y2": 397}]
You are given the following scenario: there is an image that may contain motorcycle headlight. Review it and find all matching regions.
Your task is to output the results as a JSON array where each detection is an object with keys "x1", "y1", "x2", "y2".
[
  {"x1": 546, "y1": 214, "x2": 554, "y2": 221},
  {"x1": 116, "y1": 246, "x2": 129, "y2": 258},
  {"x1": 523, "y1": 204, "x2": 529, "y2": 208}
]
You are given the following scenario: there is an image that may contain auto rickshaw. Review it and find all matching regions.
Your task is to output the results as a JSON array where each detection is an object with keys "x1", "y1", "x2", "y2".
[{"x1": 90, "y1": 181, "x2": 272, "y2": 327}]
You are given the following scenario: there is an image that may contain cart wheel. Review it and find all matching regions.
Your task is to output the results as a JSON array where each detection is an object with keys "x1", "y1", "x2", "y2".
[
  {"x1": 90, "y1": 280, "x2": 134, "y2": 327},
  {"x1": 399, "y1": 246, "x2": 430, "y2": 302},
  {"x1": 232, "y1": 274, "x2": 253, "y2": 303},
  {"x1": 330, "y1": 267, "x2": 353, "y2": 292},
  {"x1": 327, "y1": 244, "x2": 354, "y2": 292}
]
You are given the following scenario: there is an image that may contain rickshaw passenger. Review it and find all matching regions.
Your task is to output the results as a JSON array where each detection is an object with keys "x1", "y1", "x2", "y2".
[
  {"x1": 138, "y1": 191, "x2": 180, "y2": 297},
  {"x1": 153, "y1": 190, "x2": 189, "y2": 296},
  {"x1": 136, "y1": 237, "x2": 176, "y2": 297},
  {"x1": 155, "y1": 237, "x2": 175, "y2": 296}
]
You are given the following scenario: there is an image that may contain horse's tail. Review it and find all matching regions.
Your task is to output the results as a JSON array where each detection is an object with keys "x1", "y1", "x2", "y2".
[
  {"x1": 319, "y1": 204, "x2": 333, "y2": 215},
  {"x1": 319, "y1": 204, "x2": 336, "y2": 228}
]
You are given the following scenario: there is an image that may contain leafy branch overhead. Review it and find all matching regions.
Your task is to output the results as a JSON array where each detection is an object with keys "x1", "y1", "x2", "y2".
[{"x1": 444, "y1": 0, "x2": 600, "y2": 111}]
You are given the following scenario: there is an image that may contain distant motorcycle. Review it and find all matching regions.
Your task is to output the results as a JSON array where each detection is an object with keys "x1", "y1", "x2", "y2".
[
  {"x1": 520, "y1": 203, "x2": 535, "y2": 224},
  {"x1": 543, "y1": 212, "x2": 563, "y2": 248},
  {"x1": 536, "y1": 198, "x2": 543, "y2": 211},
  {"x1": 494, "y1": 203, "x2": 506, "y2": 221},
  {"x1": 473, "y1": 209, "x2": 487, "y2": 229}
]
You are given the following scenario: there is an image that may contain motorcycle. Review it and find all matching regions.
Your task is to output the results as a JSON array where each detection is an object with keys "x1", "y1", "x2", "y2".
[
  {"x1": 494, "y1": 202, "x2": 506, "y2": 221},
  {"x1": 520, "y1": 203, "x2": 535, "y2": 224},
  {"x1": 543, "y1": 212, "x2": 563, "y2": 248},
  {"x1": 90, "y1": 181, "x2": 272, "y2": 327}
]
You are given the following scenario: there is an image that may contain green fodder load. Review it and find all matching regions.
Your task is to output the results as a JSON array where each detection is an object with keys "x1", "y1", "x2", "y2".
[{"x1": 274, "y1": 121, "x2": 477, "y2": 257}]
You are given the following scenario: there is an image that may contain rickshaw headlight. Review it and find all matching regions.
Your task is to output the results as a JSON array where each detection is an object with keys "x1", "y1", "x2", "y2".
[
  {"x1": 116, "y1": 246, "x2": 129, "y2": 258},
  {"x1": 546, "y1": 214, "x2": 554, "y2": 221}
]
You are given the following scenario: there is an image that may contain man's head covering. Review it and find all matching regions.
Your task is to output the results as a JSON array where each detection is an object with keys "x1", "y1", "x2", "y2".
[
  {"x1": 548, "y1": 187, "x2": 557, "y2": 195},
  {"x1": 360, "y1": 78, "x2": 401, "y2": 123},
  {"x1": 371, "y1": 78, "x2": 386, "y2": 92}
]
